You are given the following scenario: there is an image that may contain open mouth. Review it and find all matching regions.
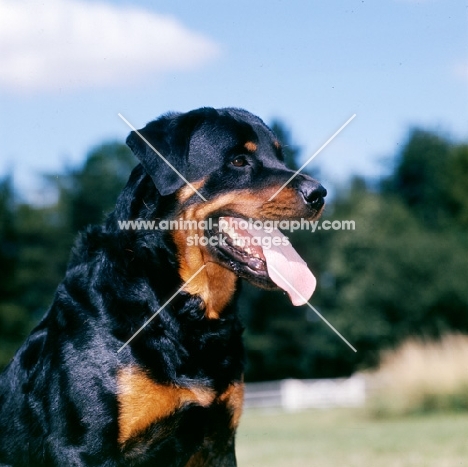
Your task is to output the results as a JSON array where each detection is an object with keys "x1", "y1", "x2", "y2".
[
  {"x1": 207, "y1": 216, "x2": 317, "y2": 306},
  {"x1": 211, "y1": 217, "x2": 268, "y2": 274}
]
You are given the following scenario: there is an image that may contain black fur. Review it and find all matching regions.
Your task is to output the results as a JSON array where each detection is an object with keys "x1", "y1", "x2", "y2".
[{"x1": 0, "y1": 107, "x2": 326, "y2": 466}]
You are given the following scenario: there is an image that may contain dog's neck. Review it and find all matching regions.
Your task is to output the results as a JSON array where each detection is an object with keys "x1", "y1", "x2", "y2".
[{"x1": 175, "y1": 246, "x2": 238, "y2": 319}]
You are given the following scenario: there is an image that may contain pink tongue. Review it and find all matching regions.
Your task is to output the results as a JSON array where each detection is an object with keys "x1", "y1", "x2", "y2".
[{"x1": 245, "y1": 226, "x2": 316, "y2": 306}]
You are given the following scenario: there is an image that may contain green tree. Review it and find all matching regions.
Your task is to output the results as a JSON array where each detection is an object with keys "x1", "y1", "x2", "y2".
[
  {"x1": 0, "y1": 176, "x2": 34, "y2": 366},
  {"x1": 55, "y1": 142, "x2": 136, "y2": 232},
  {"x1": 383, "y1": 129, "x2": 455, "y2": 228},
  {"x1": 0, "y1": 142, "x2": 137, "y2": 369},
  {"x1": 322, "y1": 131, "x2": 468, "y2": 371},
  {"x1": 446, "y1": 144, "x2": 468, "y2": 227}
]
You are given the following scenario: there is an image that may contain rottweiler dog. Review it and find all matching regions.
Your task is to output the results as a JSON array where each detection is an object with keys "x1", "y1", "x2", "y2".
[{"x1": 0, "y1": 107, "x2": 326, "y2": 466}]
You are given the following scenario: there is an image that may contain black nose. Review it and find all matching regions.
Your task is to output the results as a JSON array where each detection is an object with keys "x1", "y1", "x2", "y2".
[{"x1": 298, "y1": 179, "x2": 327, "y2": 208}]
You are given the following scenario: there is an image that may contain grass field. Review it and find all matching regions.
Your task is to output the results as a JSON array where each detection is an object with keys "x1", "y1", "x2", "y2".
[{"x1": 236, "y1": 408, "x2": 468, "y2": 466}]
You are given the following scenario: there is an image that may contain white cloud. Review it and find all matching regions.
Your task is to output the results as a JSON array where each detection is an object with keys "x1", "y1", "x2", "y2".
[{"x1": 0, "y1": 0, "x2": 220, "y2": 93}]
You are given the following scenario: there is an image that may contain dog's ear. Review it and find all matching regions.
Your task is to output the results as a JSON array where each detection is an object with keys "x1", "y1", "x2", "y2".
[{"x1": 126, "y1": 108, "x2": 218, "y2": 196}]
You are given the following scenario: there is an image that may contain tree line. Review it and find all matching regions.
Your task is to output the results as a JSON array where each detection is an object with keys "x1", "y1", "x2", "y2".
[{"x1": 0, "y1": 124, "x2": 467, "y2": 381}]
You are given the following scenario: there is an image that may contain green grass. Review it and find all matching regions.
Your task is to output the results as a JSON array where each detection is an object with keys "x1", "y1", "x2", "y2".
[{"x1": 236, "y1": 408, "x2": 468, "y2": 466}]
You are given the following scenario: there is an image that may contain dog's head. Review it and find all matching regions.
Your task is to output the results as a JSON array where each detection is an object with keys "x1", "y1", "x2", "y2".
[{"x1": 125, "y1": 107, "x2": 326, "y2": 317}]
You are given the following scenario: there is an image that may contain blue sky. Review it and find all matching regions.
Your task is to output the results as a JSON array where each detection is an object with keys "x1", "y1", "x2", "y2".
[{"x1": 0, "y1": 0, "x2": 467, "y2": 203}]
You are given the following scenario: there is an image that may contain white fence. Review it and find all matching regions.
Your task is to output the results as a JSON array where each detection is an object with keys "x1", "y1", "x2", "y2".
[{"x1": 244, "y1": 376, "x2": 366, "y2": 411}]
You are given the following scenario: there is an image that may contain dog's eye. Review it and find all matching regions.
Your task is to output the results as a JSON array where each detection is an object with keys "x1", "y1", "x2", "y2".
[{"x1": 231, "y1": 156, "x2": 248, "y2": 167}]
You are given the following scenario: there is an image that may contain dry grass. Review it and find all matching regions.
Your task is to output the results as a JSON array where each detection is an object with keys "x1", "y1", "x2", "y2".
[{"x1": 368, "y1": 334, "x2": 468, "y2": 417}]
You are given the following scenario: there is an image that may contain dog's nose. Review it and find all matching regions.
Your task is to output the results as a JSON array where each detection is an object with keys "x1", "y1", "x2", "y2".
[{"x1": 298, "y1": 179, "x2": 327, "y2": 208}]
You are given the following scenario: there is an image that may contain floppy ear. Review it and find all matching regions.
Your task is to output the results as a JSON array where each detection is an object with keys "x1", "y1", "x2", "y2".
[{"x1": 126, "y1": 108, "x2": 218, "y2": 196}]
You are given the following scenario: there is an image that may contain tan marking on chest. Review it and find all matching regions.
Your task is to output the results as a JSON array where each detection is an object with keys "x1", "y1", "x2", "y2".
[
  {"x1": 172, "y1": 202, "x2": 239, "y2": 319},
  {"x1": 219, "y1": 381, "x2": 245, "y2": 428},
  {"x1": 117, "y1": 366, "x2": 216, "y2": 444}
]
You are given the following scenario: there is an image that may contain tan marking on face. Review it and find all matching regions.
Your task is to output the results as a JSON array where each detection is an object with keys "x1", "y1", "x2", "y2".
[
  {"x1": 177, "y1": 179, "x2": 206, "y2": 203},
  {"x1": 173, "y1": 186, "x2": 324, "y2": 318},
  {"x1": 244, "y1": 141, "x2": 257, "y2": 152},
  {"x1": 189, "y1": 187, "x2": 320, "y2": 221},
  {"x1": 117, "y1": 366, "x2": 215, "y2": 445},
  {"x1": 273, "y1": 140, "x2": 281, "y2": 149},
  {"x1": 172, "y1": 215, "x2": 238, "y2": 319}
]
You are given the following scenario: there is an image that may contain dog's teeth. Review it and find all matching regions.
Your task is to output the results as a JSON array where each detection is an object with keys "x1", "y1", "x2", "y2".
[
  {"x1": 233, "y1": 238, "x2": 244, "y2": 246},
  {"x1": 249, "y1": 257, "x2": 265, "y2": 270},
  {"x1": 222, "y1": 226, "x2": 237, "y2": 239}
]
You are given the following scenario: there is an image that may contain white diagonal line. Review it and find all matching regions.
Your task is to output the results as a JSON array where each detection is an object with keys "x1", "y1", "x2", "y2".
[
  {"x1": 117, "y1": 264, "x2": 206, "y2": 353},
  {"x1": 268, "y1": 264, "x2": 357, "y2": 352},
  {"x1": 268, "y1": 113, "x2": 357, "y2": 201},
  {"x1": 118, "y1": 113, "x2": 207, "y2": 202}
]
